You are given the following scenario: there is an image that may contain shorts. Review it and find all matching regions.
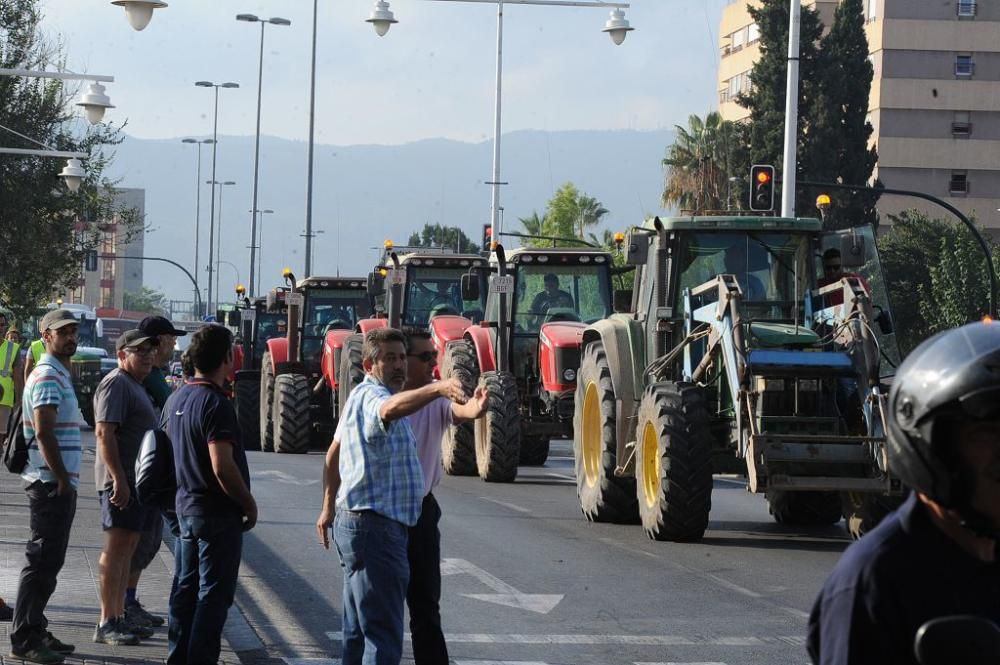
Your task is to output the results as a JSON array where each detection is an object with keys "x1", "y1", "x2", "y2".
[
  {"x1": 130, "y1": 509, "x2": 165, "y2": 572},
  {"x1": 99, "y1": 488, "x2": 156, "y2": 532}
]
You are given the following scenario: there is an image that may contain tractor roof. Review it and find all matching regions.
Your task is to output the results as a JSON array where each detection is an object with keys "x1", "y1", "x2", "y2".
[
  {"x1": 643, "y1": 215, "x2": 822, "y2": 232},
  {"x1": 295, "y1": 276, "x2": 367, "y2": 290},
  {"x1": 396, "y1": 252, "x2": 487, "y2": 268},
  {"x1": 502, "y1": 246, "x2": 613, "y2": 266}
]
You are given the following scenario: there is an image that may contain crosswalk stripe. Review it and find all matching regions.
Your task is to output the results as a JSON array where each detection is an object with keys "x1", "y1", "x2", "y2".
[{"x1": 323, "y1": 632, "x2": 804, "y2": 646}]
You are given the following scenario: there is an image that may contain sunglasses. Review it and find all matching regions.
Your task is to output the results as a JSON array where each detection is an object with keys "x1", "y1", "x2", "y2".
[
  {"x1": 126, "y1": 345, "x2": 158, "y2": 356},
  {"x1": 407, "y1": 351, "x2": 438, "y2": 363}
]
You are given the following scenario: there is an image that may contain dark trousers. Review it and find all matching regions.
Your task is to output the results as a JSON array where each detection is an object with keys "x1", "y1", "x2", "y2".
[
  {"x1": 167, "y1": 513, "x2": 243, "y2": 665},
  {"x1": 11, "y1": 481, "x2": 77, "y2": 651},
  {"x1": 407, "y1": 493, "x2": 448, "y2": 665}
]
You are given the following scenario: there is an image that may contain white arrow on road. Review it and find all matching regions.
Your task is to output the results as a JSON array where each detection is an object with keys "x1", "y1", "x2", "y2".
[
  {"x1": 250, "y1": 469, "x2": 319, "y2": 485},
  {"x1": 442, "y1": 558, "x2": 563, "y2": 615}
]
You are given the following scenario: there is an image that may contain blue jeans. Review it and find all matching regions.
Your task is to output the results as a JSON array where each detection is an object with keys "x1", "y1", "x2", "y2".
[
  {"x1": 334, "y1": 510, "x2": 410, "y2": 665},
  {"x1": 168, "y1": 513, "x2": 243, "y2": 665}
]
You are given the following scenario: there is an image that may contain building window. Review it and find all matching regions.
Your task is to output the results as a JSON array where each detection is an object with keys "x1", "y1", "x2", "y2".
[
  {"x1": 866, "y1": 0, "x2": 877, "y2": 22},
  {"x1": 955, "y1": 54, "x2": 975, "y2": 77},
  {"x1": 952, "y1": 111, "x2": 972, "y2": 137},
  {"x1": 949, "y1": 171, "x2": 969, "y2": 195},
  {"x1": 731, "y1": 27, "x2": 746, "y2": 52},
  {"x1": 957, "y1": 1, "x2": 977, "y2": 18},
  {"x1": 748, "y1": 23, "x2": 760, "y2": 44}
]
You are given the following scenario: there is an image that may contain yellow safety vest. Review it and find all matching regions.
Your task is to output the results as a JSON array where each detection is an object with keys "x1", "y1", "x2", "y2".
[
  {"x1": 30, "y1": 339, "x2": 43, "y2": 364},
  {"x1": 0, "y1": 340, "x2": 21, "y2": 407}
]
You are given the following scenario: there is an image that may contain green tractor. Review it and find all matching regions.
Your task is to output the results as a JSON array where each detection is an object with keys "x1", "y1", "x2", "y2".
[{"x1": 573, "y1": 215, "x2": 902, "y2": 541}]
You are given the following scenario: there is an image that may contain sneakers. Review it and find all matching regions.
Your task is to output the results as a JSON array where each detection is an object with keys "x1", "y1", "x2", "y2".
[
  {"x1": 92, "y1": 617, "x2": 140, "y2": 646},
  {"x1": 123, "y1": 612, "x2": 154, "y2": 639},
  {"x1": 39, "y1": 633, "x2": 74, "y2": 654},
  {"x1": 125, "y1": 599, "x2": 165, "y2": 627},
  {"x1": 8, "y1": 644, "x2": 65, "y2": 664}
]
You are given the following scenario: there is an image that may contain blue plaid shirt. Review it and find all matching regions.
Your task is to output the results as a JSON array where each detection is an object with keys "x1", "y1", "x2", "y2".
[{"x1": 336, "y1": 375, "x2": 424, "y2": 526}]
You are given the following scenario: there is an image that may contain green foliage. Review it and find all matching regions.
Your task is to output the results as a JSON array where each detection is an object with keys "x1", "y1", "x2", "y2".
[
  {"x1": 518, "y1": 182, "x2": 608, "y2": 248},
  {"x1": 662, "y1": 112, "x2": 745, "y2": 213},
  {"x1": 0, "y1": 1, "x2": 140, "y2": 320},
  {"x1": 587, "y1": 229, "x2": 633, "y2": 291},
  {"x1": 123, "y1": 286, "x2": 167, "y2": 315},
  {"x1": 406, "y1": 223, "x2": 480, "y2": 254},
  {"x1": 878, "y1": 210, "x2": 996, "y2": 353}
]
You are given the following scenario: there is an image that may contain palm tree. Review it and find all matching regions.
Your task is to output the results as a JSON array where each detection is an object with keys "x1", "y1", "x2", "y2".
[
  {"x1": 662, "y1": 112, "x2": 740, "y2": 213},
  {"x1": 519, "y1": 211, "x2": 548, "y2": 247},
  {"x1": 576, "y1": 195, "x2": 609, "y2": 239}
]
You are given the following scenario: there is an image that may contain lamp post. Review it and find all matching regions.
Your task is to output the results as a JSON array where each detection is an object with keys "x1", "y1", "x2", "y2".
[
  {"x1": 216, "y1": 260, "x2": 242, "y2": 293},
  {"x1": 250, "y1": 208, "x2": 275, "y2": 294},
  {"x1": 181, "y1": 138, "x2": 215, "y2": 315},
  {"x1": 207, "y1": 180, "x2": 237, "y2": 308},
  {"x1": 369, "y1": 0, "x2": 633, "y2": 249},
  {"x1": 237, "y1": 13, "x2": 291, "y2": 298},
  {"x1": 300, "y1": 228, "x2": 326, "y2": 272},
  {"x1": 305, "y1": 0, "x2": 319, "y2": 277},
  {"x1": 195, "y1": 80, "x2": 239, "y2": 314}
]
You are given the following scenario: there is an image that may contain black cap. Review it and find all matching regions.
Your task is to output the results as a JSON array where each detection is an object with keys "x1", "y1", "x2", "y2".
[
  {"x1": 39, "y1": 309, "x2": 79, "y2": 332},
  {"x1": 116, "y1": 329, "x2": 158, "y2": 352},
  {"x1": 138, "y1": 315, "x2": 187, "y2": 337}
]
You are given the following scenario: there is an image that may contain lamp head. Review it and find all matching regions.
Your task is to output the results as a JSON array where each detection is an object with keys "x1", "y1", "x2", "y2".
[
  {"x1": 111, "y1": 0, "x2": 168, "y2": 32},
  {"x1": 181, "y1": 138, "x2": 197, "y2": 144},
  {"x1": 236, "y1": 13, "x2": 259, "y2": 22},
  {"x1": 268, "y1": 17, "x2": 291, "y2": 26},
  {"x1": 59, "y1": 158, "x2": 86, "y2": 193},
  {"x1": 221, "y1": 82, "x2": 240, "y2": 89},
  {"x1": 195, "y1": 81, "x2": 214, "y2": 88},
  {"x1": 367, "y1": 0, "x2": 397, "y2": 37},
  {"x1": 76, "y1": 82, "x2": 115, "y2": 125},
  {"x1": 602, "y1": 8, "x2": 634, "y2": 46}
]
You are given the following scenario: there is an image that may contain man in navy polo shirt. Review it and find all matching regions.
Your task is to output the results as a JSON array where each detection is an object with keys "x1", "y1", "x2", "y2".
[{"x1": 163, "y1": 324, "x2": 256, "y2": 665}]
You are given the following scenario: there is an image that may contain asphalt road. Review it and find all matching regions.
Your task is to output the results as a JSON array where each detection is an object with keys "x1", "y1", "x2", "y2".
[{"x1": 230, "y1": 440, "x2": 849, "y2": 665}]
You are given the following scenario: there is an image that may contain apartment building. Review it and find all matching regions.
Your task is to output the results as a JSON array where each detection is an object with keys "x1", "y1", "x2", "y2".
[
  {"x1": 72, "y1": 188, "x2": 146, "y2": 309},
  {"x1": 718, "y1": 0, "x2": 1000, "y2": 227}
]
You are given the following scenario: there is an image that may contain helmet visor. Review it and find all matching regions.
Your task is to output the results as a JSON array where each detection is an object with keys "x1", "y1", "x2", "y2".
[{"x1": 958, "y1": 385, "x2": 1000, "y2": 420}]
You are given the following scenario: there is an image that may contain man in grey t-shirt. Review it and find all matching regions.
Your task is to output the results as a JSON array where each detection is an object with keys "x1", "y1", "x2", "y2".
[{"x1": 92, "y1": 330, "x2": 158, "y2": 645}]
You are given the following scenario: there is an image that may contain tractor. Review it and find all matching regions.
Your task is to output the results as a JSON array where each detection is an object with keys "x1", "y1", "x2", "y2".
[
  {"x1": 438, "y1": 244, "x2": 619, "y2": 481},
  {"x1": 572, "y1": 215, "x2": 902, "y2": 541},
  {"x1": 260, "y1": 272, "x2": 372, "y2": 453}
]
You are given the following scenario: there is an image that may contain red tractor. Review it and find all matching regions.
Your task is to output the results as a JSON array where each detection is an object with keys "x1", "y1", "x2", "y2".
[
  {"x1": 260, "y1": 271, "x2": 373, "y2": 453},
  {"x1": 439, "y1": 245, "x2": 620, "y2": 481}
]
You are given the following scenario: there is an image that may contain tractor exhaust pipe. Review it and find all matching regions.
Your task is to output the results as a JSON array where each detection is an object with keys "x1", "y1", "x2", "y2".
[
  {"x1": 283, "y1": 268, "x2": 300, "y2": 365},
  {"x1": 495, "y1": 244, "x2": 509, "y2": 374}
]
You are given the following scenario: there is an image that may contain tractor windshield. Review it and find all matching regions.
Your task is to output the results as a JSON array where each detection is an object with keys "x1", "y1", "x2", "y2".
[
  {"x1": 252, "y1": 312, "x2": 287, "y2": 360},
  {"x1": 403, "y1": 266, "x2": 487, "y2": 326},
  {"x1": 678, "y1": 232, "x2": 809, "y2": 319},
  {"x1": 302, "y1": 288, "x2": 372, "y2": 360},
  {"x1": 77, "y1": 318, "x2": 99, "y2": 348},
  {"x1": 513, "y1": 264, "x2": 612, "y2": 334}
]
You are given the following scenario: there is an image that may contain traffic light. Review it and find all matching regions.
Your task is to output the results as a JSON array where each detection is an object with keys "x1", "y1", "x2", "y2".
[
  {"x1": 482, "y1": 224, "x2": 493, "y2": 250},
  {"x1": 749, "y1": 164, "x2": 775, "y2": 212}
]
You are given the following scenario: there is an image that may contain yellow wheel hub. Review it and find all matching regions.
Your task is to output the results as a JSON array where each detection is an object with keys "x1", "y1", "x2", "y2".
[
  {"x1": 641, "y1": 420, "x2": 662, "y2": 508},
  {"x1": 581, "y1": 382, "x2": 601, "y2": 488}
]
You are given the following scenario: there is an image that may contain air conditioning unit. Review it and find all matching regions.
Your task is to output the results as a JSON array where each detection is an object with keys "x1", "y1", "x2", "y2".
[
  {"x1": 952, "y1": 122, "x2": 972, "y2": 136},
  {"x1": 949, "y1": 179, "x2": 969, "y2": 194},
  {"x1": 957, "y1": 1, "x2": 977, "y2": 18}
]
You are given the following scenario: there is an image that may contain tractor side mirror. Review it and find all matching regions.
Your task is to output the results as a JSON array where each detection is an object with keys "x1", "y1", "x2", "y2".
[
  {"x1": 915, "y1": 615, "x2": 1000, "y2": 665},
  {"x1": 840, "y1": 233, "x2": 866, "y2": 268},
  {"x1": 367, "y1": 271, "x2": 386, "y2": 298},
  {"x1": 625, "y1": 231, "x2": 649, "y2": 266},
  {"x1": 874, "y1": 306, "x2": 894, "y2": 335},
  {"x1": 613, "y1": 289, "x2": 632, "y2": 313},
  {"x1": 461, "y1": 273, "x2": 481, "y2": 302}
]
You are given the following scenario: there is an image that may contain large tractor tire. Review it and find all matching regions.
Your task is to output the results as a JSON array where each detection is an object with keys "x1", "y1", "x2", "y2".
[
  {"x1": 259, "y1": 352, "x2": 276, "y2": 452},
  {"x1": 474, "y1": 370, "x2": 520, "y2": 483},
  {"x1": 573, "y1": 342, "x2": 638, "y2": 524},
  {"x1": 235, "y1": 373, "x2": 261, "y2": 451},
  {"x1": 841, "y1": 491, "x2": 905, "y2": 540},
  {"x1": 634, "y1": 382, "x2": 713, "y2": 542},
  {"x1": 767, "y1": 490, "x2": 843, "y2": 526},
  {"x1": 273, "y1": 373, "x2": 311, "y2": 454},
  {"x1": 439, "y1": 340, "x2": 478, "y2": 476},
  {"x1": 337, "y1": 334, "x2": 365, "y2": 415},
  {"x1": 519, "y1": 436, "x2": 550, "y2": 466}
]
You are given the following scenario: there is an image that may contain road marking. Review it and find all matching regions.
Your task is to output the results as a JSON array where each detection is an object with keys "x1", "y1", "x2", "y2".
[
  {"x1": 545, "y1": 472, "x2": 575, "y2": 481},
  {"x1": 283, "y1": 660, "x2": 339, "y2": 665},
  {"x1": 713, "y1": 476, "x2": 747, "y2": 488},
  {"x1": 444, "y1": 558, "x2": 563, "y2": 614},
  {"x1": 291, "y1": 659, "x2": 732, "y2": 665},
  {"x1": 455, "y1": 661, "x2": 548, "y2": 665},
  {"x1": 635, "y1": 662, "x2": 728, "y2": 665},
  {"x1": 480, "y1": 497, "x2": 532, "y2": 513},
  {"x1": 702, "y1": 573, "x2": 763, "y2": 598},
  {"x1": 250, "y1": 469, "x2": 319, "y2": 485},
  {"x1": 324, "y1": 632, "x2": 801, "y2": 646}
]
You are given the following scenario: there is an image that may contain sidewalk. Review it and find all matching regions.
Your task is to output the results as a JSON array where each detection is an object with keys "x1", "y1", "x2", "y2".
[{"x1": 0, "y1": 443, "x2": 242, "y2": 665}]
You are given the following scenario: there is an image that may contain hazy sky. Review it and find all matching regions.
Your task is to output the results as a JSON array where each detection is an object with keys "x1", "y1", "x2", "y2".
[{"x1": 40, "y1": 0, "x2": 731, "y2": 145}]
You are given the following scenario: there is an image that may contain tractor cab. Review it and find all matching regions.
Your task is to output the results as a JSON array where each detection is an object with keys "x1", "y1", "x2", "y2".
[{"x1": 295, "y1": 276, "x2": 372, "y2": 367}]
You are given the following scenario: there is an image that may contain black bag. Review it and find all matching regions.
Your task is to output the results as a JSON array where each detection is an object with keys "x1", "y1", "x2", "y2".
[
  {"x1": 135, "y1": 429, "x2": 175, "y2": 511},
  {"x1": 2, "y1": 404, "x2": 29, "y2": 475}
]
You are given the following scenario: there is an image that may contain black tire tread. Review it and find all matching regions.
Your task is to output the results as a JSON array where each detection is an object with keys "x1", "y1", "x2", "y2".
[
  {"x1": 475, "y1": 370, "x2": 520, "y2": 483},
  {"x1": 273, "y1": 373, "x2": 311, "y2": 454},
  {"x1": 519, "y1": 436, "x2": 550, "y2": 466},
  {"x1": 440, "y1": 340, "x2": 478, "y2": 476},
  {"x1": 235, "y1": 377, "x2": 261, "y2": 451},
  {"x1": 338, "y1": 335, "x2": 365, "y2": 416},
  {"x1": 260, "y1": 352, "x2": 275, "y2": 452}
]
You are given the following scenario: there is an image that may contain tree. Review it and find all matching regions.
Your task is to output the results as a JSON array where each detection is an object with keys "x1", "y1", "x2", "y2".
[
  {"x1": 123, "y1": 286, "x2": 168, "y2": 315},
  {"x1": 661, "y1": 112, "x2": 743, "y2": 213},
  {"x1": 576, "y1": 195, "x2": 609, "y2": 239},
  {"x1": 406, "y1": 223, "x2": 480, "y2": 254},
  {"x1": 0, "y1": 2, "x2": 139, "y2": 320},
  {"x1": 519, "y1": 183, "x2": 609, "y2": 247}
]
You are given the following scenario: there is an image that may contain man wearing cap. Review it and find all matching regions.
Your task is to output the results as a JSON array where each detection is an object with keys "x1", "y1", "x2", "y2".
[
  {"x1": 122, "y1": 316, "x2": 187, "y2": 631},
  {"x1": 92, "y1": 330, "x2": 159, "y2": 646},
  {"x1": 10, "y1": 310, "x2": 82, "y2": 664}
]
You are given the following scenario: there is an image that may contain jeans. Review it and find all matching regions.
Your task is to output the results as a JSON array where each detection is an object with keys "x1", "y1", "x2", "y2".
[
  {"x1": 167, "y1": 513, "x2": 243, "y2": 665},
  {"x1": 11, "y1": 481, "x2": 77, "y2": 652},
  {"x1": 334, "y1": 510, "x2": 410, "y2": 665},
  {"x1": 407, "y1": 494, "x2": 448, "y2": 665}
]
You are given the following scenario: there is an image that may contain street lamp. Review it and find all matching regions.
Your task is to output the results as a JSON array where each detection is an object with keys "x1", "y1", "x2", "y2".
[
  {"x1": 181, "y1": 138, "x2": 215, "y2": 315},
  {"x1": 58, "y1": 158, "x2": 86, "y2": 192},
  {"x1": 207, "y1": 180, "x2": 237, "y2": 309},
  {"x1": 301, "y1": 228, "x2": 326, "y2": 272},
  {"x1": 380, "y1": 0, "x2": 633, "y2": 249},
  {"x1": 250, "y1": 208, "x2": 275, "y2": 294},
  {"x1": 216, "y1": 260, "x2": 241, "y2": 293},
  {"x1": 237, "y1": 13, "x2": 291, "y2": 298},
  {"x1": 111, "y1": 0, "x2": 168, "y2": 31},
  {"x1": 75, "y1": 82, "x2": 115, "y2": 124},
  {"x1": 195, "y1": 80, "x2": 239, "y2": 313}
]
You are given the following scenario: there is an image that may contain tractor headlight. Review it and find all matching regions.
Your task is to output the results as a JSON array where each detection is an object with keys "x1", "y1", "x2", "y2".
[{"x1": 563, "y1": 369, "x2": 576, "y2": 382}]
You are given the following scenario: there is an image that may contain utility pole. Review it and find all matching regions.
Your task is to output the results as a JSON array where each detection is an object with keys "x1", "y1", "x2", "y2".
[{"x1": 780, "y1": 0, "x2": 801, "y2": 218}]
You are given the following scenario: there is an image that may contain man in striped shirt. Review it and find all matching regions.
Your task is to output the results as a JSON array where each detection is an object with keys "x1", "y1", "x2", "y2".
[
  {"x1": 316, "y1": 328, "x2": 467, "y2": 665},
  {"x1": 10, "y1": 309, "x2": 82, "y2": 665}
]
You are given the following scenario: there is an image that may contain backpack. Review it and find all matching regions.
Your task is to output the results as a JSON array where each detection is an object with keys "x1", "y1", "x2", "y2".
[
  {"x1": 2, "y1": 405, "x2": 29, "y2": 475},
  {"x1": 135, "y1": 429, "x2": 176, "y2": 511}
]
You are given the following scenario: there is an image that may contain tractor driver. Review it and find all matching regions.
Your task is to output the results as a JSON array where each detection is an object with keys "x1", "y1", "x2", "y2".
[{"x1": 530, "y1": 273, "x2": 575, "y2": 321}]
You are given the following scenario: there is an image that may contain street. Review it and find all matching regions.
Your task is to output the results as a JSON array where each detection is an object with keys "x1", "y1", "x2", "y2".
[{"x1": 227, "y1": 438, "x2": 847, "y2": 665}]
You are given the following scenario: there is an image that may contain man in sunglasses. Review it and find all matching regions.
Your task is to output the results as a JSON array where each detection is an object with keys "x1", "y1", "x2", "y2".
[
  {"x1": 399, "y1": 329, "x2": 487, "y2": 664},
  {"x1": 817, "y1": 248, "x2": 870, "y2": 307}
]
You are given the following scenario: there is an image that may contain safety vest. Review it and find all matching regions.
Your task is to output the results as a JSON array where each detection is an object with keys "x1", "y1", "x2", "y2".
[
  {"x1": 30, "y1": 339, "x2": 43, "y2": 364},
  {"x1": 0, "y1": 340, "x2": 21, "y2": 407}
]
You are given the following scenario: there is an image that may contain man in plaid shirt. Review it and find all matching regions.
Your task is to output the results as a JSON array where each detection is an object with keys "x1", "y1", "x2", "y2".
[{"x1": 317, "y1": 328, "x2": 467, "y2": 665}]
